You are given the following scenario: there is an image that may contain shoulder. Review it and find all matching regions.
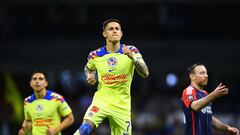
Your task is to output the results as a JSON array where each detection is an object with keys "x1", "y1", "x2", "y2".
[
  {"x1": 24, "y1": 94, "x2": 36, "y2": 104},
  {"x1": 47, "y1": 90, "x2": 66, "y2": 103},
  {"x1": 182, "y1": 85, "x2": 196, "y2": 95},
  {"x1": 123, "y1": 44, "x2": 140, "y2": 54},
  {"x1": 87, "y1": 46, "x2": 108, "y2": 60},
  {"x1": 181, "y1": 85, "x2": 197, "y2": 103}
]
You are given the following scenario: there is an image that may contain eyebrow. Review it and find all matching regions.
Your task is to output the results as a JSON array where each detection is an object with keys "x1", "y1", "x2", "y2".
[
  {"x1": 109, "y1": 26, "x2": 120, "y2": 28},
  {"x1": 32, "y1": 76, "x2": 45, "y2": 79}
]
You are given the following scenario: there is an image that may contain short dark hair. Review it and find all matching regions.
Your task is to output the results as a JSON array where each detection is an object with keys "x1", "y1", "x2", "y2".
[
  {"x1": 31, "y1": 70, "x2": 47, "y2": 81},
  {"x1": 102, "y1": 18, "x2": 122, "y2": 31},
  {"x1": 187, "y1": 63, "x2": 204, "y2": 75}
]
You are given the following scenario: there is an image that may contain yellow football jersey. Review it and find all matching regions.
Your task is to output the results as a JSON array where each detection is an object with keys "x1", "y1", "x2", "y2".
[
  {"x1": 87, "y1": 44, "x2": 144, "y2": 110},
  {"x1": 24, "y1": 90, "x2": 72, "y2": 135}
]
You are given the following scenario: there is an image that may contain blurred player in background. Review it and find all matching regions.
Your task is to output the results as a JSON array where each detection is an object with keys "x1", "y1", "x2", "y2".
[
  {"x1": 74, "y1": 18, "x2": 149, "y2": 135},
  {"x1": 181, "y1": 63, "x2": 239, "y2": 135},
  {"x1": 18, "y1": 70, "x2": 74, "y2": 135}
]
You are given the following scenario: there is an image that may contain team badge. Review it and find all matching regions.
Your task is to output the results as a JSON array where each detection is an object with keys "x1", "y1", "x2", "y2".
[
  {"x1": 187, "y1": 95, "x2": 194, "y2": 101},
  {"x1": 107, "y1": 57, "x2": 117, "y2": 67},
  {"x1": 36, "y1": 104, "x2": 43, "y2": 112}
]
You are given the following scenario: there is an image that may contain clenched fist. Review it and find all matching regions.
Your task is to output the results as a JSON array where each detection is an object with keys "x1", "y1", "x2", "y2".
[
  {"x1": 122, "y1": 46, "x2": 134, "y2": 59},
  {"x1": 87, "y1": 73, "x2": 96, "y2": 85}
]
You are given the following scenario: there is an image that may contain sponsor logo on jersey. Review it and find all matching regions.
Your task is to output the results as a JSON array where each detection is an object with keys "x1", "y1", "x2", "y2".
[
  {"x1": 201, "y1": 106, "x2": 212, "y2": 114},
  {"x1": 101, "y1": 74, "x2": 128, "y2": 84},
  {"x1": 34, "y1": 118, "x2": 53, "y2": 126},
  {"x1": 90, "y1": 106, "x2": 99, "y2": 113}
]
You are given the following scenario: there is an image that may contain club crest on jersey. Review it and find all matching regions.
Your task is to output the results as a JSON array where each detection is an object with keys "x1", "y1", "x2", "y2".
[
  {"x1": 36, "y1": 104, "x2": 43, "y2": 112},
  {"x1": 187, "y1": 95, "x2": 194, "y2": 101},
  {"x1": 107, "y1": 57, "x2": 117, "y2": 67}
]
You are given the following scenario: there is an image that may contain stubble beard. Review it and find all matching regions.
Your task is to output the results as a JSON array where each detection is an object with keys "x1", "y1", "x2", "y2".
[
  {"x1": 110, "y1": 40, "x2": 119, "y2": 46},
  {"x1": 199, "y1": 80, "x2": 208, "y2": 89},
  {"x1": 34, "y1": 86, "x2": 44, "y2": 93},
  {"x1": 109, "y1": 36, "x2": 121, "y2": 44}
]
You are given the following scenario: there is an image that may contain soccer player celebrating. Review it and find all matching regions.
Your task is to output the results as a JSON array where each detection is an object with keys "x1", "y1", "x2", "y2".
[
  {"x1": 74, "y1": 18, "x2": 149, "y2": 135},
  {"x1": 181, "y1": 63, "x2": 239, "y2": 135},
  {"x1": 18, "y1": 70, "x2": 74, "y2": 135}
]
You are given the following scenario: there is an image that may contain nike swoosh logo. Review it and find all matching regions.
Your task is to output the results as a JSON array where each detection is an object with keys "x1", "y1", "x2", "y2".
[{"x1": 108, "y1": 69, "x2": 114, "y2": 72}]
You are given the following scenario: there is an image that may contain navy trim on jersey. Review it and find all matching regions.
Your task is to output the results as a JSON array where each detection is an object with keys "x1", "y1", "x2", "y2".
[
  {"x1": 25, "y1": 90, "x2": 63, "y2": 103},
  {"x1": 97, "y1": 44, "x2": 124, "y2": 56}
]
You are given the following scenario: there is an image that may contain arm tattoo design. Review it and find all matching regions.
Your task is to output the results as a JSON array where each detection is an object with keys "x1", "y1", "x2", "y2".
[{"x1": 133, "y1": 60, "x2": 149, "y2": 78}]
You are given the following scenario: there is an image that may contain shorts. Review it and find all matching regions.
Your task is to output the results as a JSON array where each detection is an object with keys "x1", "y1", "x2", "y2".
[{"x1": 83, "y1": 100, "x2": 132, "y2": 135}]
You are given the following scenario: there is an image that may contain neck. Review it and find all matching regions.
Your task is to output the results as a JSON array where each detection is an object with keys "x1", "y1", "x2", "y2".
[
  {"x1": 106, "y1": 41, "x2": 120, "y2": 53},
  {"x1": 191, "y1": 82, "x2": 204, "y2": 90},
  {"x1": 34, "y1": 89, "x2": 47, "y2": 99}
]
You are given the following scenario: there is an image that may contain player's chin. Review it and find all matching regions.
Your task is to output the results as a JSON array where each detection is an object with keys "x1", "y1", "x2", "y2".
[
  {"x1": 110, "y1": 38, "x2": 120, "y2": 42},
  {"x1": 199, "y1": 81, "x2": 207, "y2": 86},
  {"x1": 202, "y1": 79, "x2": 208, "y2": 84},
  {"x1": 201, "y1": 82, "x2": 208, "y2": 87},
  {"x1": 34, "y1": 88, "x2": 44, "y2": 92}
]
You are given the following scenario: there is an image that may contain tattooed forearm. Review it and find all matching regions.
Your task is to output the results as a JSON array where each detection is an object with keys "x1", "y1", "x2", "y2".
[
  {"x1": 133, "y1": 60, "x2": 149, "y2": 78},
  {"x1": 84, "y1": 65, "x2": 96, "y2": 77}
]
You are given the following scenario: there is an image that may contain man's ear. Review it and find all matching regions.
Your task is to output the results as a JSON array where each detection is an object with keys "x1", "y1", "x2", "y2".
[
  {"x1": 102, "y1": 31, "x2": 106, "y2": 38},
  {"x1": 189, "y1": 73, "x2": 194, "y2": 80},
  {"x1": 45, "y1": 81, "x2": 48, "y2": 88},
  {"x1": 29, "y1": 81, "x2": 32, "y2": 88}
]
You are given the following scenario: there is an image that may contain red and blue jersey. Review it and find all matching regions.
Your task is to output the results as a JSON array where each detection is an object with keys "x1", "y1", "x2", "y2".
[{"x1": 181, "y1": 85, "x2": 213, "y2": 135}]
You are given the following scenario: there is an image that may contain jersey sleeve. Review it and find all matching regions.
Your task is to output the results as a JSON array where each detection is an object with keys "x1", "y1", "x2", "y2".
[
  {"x1": 128, "y1": 45, "x2": 145, "y2": 63},
  {"x1": 57, "y1": 96, "x2": 72, "y2": 117},
  {"x1": 87, "y1": 50, "x2": 97, "y2": 70},
  {"x1": 23, "y1": 99, "x2": 31, "y2": 120},
  {"x1": 182, "y1": 87, "x2": 197, "y2": 109}
]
